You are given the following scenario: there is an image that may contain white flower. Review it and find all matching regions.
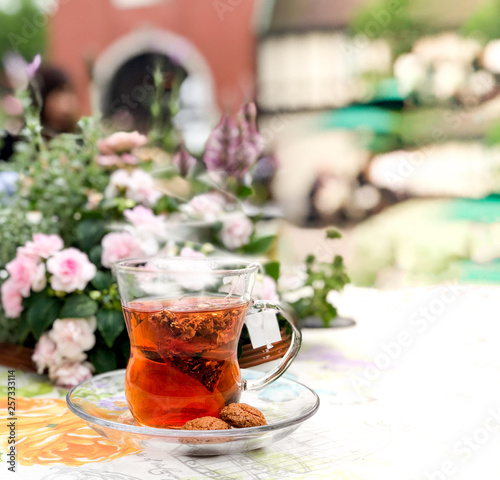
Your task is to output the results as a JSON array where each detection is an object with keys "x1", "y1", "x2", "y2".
[
  {"x1": 182, "y1": 192, "x2": 226, "y2": 221},
  {"x1": 104, "y1": 169, "x2": 131, "y2": 199},
  {"x1": 48, "y1": 317, "x2": 97, "y2": 362},
  {"x1": 49, "y1": 361, "x2": 94, "y2": 388},
  {"x1": 26, "y1": 211, "x2": 43, "y2": 225},
  {"x1": 393, "y1": 53, "x2": 425, "y2": 96},
  {"x1": 31, "y1": 262, "x2": 47, "y2": 292},
  {"x1": 127, "y1": 169, "x2": 162, "y2": 207},
  {"x1": 432, "y1": 62, "x2": 466, "y2": 100},
  {"x1": 32, "y1": 334, "x2": 59, "y2": 374},
  {"x1": 219, "y1": 213, "x2": 253, "y2": 250},
  {"x1": 105, "y1": 169, "x2": 162, "y2": 207},
  {"x1": 483, "y1": 39, "x2": 500, "y2": 74}
]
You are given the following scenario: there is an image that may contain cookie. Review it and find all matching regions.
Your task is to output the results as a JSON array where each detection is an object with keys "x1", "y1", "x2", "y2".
[
  {"x1": 219, "y1": 403, "x2": 267, "y2": 428},
  {"x1": 181, "y1": 416, "x2": 231, "y2": 431}
]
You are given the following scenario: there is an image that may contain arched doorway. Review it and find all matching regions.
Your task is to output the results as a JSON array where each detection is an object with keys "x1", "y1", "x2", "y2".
[{"x1": 92, "y1": 28, "x2": 218, "y2": 153}]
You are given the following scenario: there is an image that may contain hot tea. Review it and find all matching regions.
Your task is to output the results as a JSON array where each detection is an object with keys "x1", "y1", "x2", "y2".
[
  {"x1": 122, "y1": 295, "x2": 248, "y2": 428},
  {"x1": 114, "y1": 257, "x2": 301, "y2": 430}
]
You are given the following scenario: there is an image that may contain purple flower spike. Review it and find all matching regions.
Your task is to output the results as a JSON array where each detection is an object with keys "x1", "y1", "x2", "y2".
[
  {"x1": 172, "y1": 144, "x2": 197, "y2": 177},
  {"x1": 239, "y1": 101, "x2": 264, "y2": 158},
  {"x1": 26, "y1": 54, "x2": 42, "y2": 79},
  {"x1": 204, "y1": 103, "x2": 264, "y2": 179},
  {"x1": 232, "y1": 122, "x2": 258, "y2": 179},
  {"x1": 203, "y1": 113, "x2": 239, "y2": 176}
]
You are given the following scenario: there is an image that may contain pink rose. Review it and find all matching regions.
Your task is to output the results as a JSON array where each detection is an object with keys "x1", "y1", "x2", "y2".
[
  {"x1": 2, "y1": 94, "x2": 23, "y2": 116},
  {"x1": 5, "y1": 254, "x2": 39, "y2": 297},
  {"x1": 48, "y1": 317, "x2": 96, "y2": 361},
  {"x1": 127, "y1": 169, "x2": 162, "y2": 207},
  {"x1": 252, "y1": 275, "x2": 280, "y2": 302},
  {"x1": 1, "y1": 279, "x2": 23, "y2": 318},
  {"x1": 32, "y1": 333, "x2": 59, "y2": 374},
  {"x1": 97, "y1": 131, "x2": 148, "y2": 154},
  {"x1": 18, "y1": 233, "x2": 64, "y2": 260},
  {"x1": 49, "y1": 361, "x2": 94, "y2": 388},
  {"x1": 96, "y1": 154, "x2": 121, "y2": 167},
  {"x1": 180, "y1": 246, "x2": 205, "y2": 258},
  {"x1": 184, "y1": 192, "x2": 226, "y2": 221},
  {"x1": 121, "y1": 153, "x2": 139, "y2": 165},
  {"x1": 47, "y1": 248, "x2": 97, "y2": 293},
  {"x1": 101, "y1": 232, "x2": 146, "y2": 268},
  {"x1": 219, "y1": 213, "x2": 253, "y2": 250},
  {"x1": 123, "y1": 205, "x2": 166, "y2": 234}
]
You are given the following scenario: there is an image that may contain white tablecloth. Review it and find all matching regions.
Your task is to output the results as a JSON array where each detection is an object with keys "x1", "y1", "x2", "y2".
[{"x1": 2, "y1": 284, "x2": 500, "y2": 479}]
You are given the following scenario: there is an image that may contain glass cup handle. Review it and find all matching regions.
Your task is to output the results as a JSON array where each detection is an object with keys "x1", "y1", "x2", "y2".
[{"x1": 242, "y1": 300, "x2": 302, "y2": 391}]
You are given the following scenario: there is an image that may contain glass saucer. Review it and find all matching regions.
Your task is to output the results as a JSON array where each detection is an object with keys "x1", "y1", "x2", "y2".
[{"x1": 66, "y1": 369, "x2": 320, "y2": 456}]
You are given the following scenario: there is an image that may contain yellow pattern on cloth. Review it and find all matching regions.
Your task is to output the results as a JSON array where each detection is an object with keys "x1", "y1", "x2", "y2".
[{"x1": 0, "y1": 397, "x2": 141, "y2": 466}]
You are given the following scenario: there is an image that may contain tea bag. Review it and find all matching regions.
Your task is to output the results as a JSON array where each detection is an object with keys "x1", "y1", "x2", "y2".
[
  {"x1": 170, "y1": 357, "x2": 225, "y2": 393},
  {"x1": 245, "y1": 309, "x2": 282, "y2": 349}
]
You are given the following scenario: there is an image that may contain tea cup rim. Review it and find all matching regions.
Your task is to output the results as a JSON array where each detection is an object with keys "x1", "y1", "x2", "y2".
[{"x1": 112, "y1": 256, "x2": 261, "y2": 275}]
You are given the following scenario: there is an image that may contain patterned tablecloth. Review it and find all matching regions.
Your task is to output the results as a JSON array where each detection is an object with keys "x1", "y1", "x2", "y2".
[{"x1": 2, "y1": 284, "x2": 500, "y2": 479}]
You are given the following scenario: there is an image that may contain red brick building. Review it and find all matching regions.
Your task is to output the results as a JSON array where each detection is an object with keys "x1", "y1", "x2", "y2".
[{"x1": 48, "y1": 0, "x2": 259, "y2": 118}]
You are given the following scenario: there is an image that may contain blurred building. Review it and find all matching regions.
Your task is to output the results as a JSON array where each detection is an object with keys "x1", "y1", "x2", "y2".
[{"x1": 48, "y1": 0, "x2": 259, "y2": 149}]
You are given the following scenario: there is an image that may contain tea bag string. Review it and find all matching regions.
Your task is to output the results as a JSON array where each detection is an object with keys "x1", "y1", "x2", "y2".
[{"x1": 224, "y1": 262, "x2": 262, "y2": 300}]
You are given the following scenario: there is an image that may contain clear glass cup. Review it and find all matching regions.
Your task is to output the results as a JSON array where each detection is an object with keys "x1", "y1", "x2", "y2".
[{"x1": 113, "y1": 257, "x2": 301, "y2": 429}]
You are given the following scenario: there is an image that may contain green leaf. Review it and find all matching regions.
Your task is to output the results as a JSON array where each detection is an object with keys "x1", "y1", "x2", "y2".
[
  {"x1": 89, "y1": 245, "x2": 103, "y2": 268},
  {"x1": 326, "y1": 228, "x2": 342, "y2": 239},
  {"x1": 27, "y1": 294, "x2": 60, "y2": 340},
  {"x1": 16, "y1": 312, "x2": 32, "y2": 343},
  {"x1": 60, "y1": 295, "x2": 98, "y2": 319},
  {"x1": 264, "y1": 261, "x2": 280, "y2": 282},
  {"x1": 242, "y1": 235, "x2": 276, "y2": 255},
  {"x1": 237, "y1": 185, "x2": 254, "y2": 199},
  {"x1": 89, "y1": 348, "x2": 117, "y2": 374},
  {"x1": 333, "y1": 255, "x2": 344, "y2": 269},
  {"x1": 77, "y1": 219, "x2": 105, "y2": 253},
  {"x1": 91, "y1": 270, "x2": 112, "y2": 291},
  {"x1": 155, "y1": 195, "x2": 178, "y2": 213},
  {"x1": 96, "y1": 309, "x2": 125, "y2": 348}
]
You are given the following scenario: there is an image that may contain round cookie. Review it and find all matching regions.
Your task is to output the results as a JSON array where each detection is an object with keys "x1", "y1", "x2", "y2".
[
  {"x1": 219, "y1": 403, "x2": 267, "y2": 428},
  {"x1": 181, "y1": 416, "x2": 231, "y2": 430}
]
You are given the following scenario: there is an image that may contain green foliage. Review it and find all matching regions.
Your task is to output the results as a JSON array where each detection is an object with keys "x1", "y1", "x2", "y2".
[
  {"x1": 350, "y1": 0, "x2": 433, "y2": 55},
  {"x1": 326, "y1": 228, "x2": 342, "y2": 240},
  {"x1": 242, "y1": 235, "x2": 276, "y2": 255},
  {"x1": 0, "y1": 116, "x2": 109, "y2": 267},
  {"x1": 89, "y1": 348, "x2": 117, "y2": 374},
  {"x1": 462, "y1": 1, "x2": 500, "y2": 41},
  {"x1": 264, "y1": 261, "x2": 280, "y2": 282},
  {"x1": 0, "y1": 0, "x2": 47, "y2": 67},
  {"x1": 59, "y1": 295, "x2": 99, "y2": 319},
  {"x1": 290, "y1": 234, "x2": 350, "y2": 327},
  {"x1": 91, "y1": 271, "x2": 113, "y2": 291},
  {"x1": 96, "y1": 309, "x2": 125, "y2": 348},
  {"x1": 76, "y1": 219, "x2": 107, "y2": 254},
  {"x1": 24, "y1": 291, "x2": 60, "y2": 340}
]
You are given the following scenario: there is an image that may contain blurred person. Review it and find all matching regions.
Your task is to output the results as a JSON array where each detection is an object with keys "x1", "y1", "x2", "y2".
[{"x1": 33, "y1": 64, "x2": 80, "y2": 137}]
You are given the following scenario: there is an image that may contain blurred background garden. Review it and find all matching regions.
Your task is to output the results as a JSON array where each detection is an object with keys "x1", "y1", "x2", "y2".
[{"x1": 3, "y1": 0, "x2": 500, "y2": 295}]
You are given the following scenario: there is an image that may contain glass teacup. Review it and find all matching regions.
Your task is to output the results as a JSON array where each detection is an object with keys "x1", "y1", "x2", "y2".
[{"x1": 114, "y1": 257, "x2": 301, "y2": 428}]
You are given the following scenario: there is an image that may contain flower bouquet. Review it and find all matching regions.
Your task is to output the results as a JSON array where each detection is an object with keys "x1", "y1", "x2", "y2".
[{"x1": 0, "y1": 59, "x2": 349, "y2": 387}]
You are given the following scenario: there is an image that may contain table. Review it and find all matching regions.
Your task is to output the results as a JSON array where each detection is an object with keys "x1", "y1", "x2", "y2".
[{"x1": 2, "y1": 285, "x2": 500, "y2": 479}]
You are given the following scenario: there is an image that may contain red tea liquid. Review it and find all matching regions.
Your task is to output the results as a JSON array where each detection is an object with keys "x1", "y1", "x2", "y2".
[{"x1": 122, "y1": 296, "x2": 248, "y2": 428}]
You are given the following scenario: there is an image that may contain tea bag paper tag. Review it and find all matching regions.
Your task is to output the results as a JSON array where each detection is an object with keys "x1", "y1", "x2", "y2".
[{"x1": 244, "y1": 310, "x2": 281, "y2": 349}]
